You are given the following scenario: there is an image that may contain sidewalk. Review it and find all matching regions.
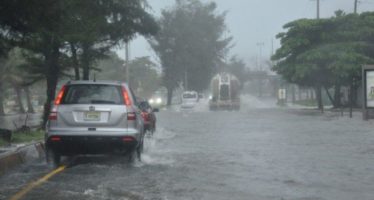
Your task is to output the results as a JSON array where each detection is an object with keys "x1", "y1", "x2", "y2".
[
  {"x1": 0, "y1": 113, "x2": 44, "y2": 175},
  {"x1": 0, "y1": 142, "x2": 45, "y2": 176}
]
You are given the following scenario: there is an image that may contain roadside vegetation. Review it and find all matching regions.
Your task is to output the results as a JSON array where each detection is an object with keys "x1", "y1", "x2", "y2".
[
  {"x1": 272, "y1": 11, "x2": 374, "y2": 115},
  {"x1": 0, "y1": 0, "x2": 158, "y2": 126},
  {"x1": 0, "y1": 130, "x2": 44, "y2": 148},
  {"x1": 294, "y1": 99, "x2": 318, "y2": 107},
  {"x1": 0, "y1": 0, "x2": 249, "y2": 124}
]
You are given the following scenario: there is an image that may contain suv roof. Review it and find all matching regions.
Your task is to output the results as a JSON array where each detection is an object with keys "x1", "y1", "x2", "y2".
[{"x1": 65, "y1": 80, "x2": 125, "y2": 86}]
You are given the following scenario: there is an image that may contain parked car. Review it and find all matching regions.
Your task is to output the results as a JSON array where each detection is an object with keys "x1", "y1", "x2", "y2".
[
  {"x1": 181, "y1": 91, "x2": 199, "y2": 109},
  {"x1": 45, "y1": 80, "x2": 145, "y2": 167},
  {"x1": 138, "y1": 101, "x2": 158, "y2": 135}
]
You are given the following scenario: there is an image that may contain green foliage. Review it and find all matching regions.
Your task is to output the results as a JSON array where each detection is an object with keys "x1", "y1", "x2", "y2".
[
  {"x1": 225, "y1": 56, "x2": 249, "y2": 85},
  {"x1": 0, "y1": 0, "x2": 158, "y2": 125},
  {"x1": 96, "y1": 53, "x2": 160, "y2": 98},
  {"x1": 3, "y1": 48, "x2": 44, "y2": 86},
  {"x1": 272, "y1": 12, "x2": 374, "y2": 89},
  {"x1": 128, "y1": 57, "x2": 161, "y2": 98},
  {"x1": 63, "y1": 0, "x2": 158, "y2": 80},
  {"x1": 0, "y1": 130, "x2": 44, "y2": 147},
  {"x1": 150, "y1": 0, "x2": 231, "y2": 94}
]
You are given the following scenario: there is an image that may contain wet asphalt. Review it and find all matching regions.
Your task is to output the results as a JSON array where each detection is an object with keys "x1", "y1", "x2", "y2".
[{"x1": 1, "y1": 97, "x2": 374, "y2": 200}]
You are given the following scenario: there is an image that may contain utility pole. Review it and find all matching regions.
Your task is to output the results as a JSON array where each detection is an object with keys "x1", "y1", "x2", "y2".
[
  {"x1": 311, "y1": 0, "x2": 320, "y2": 19},
  {"x1": 256, "y1": 42, "x2": 265, "y2": 71},
  {"x1": 354, "y1": 0, "x2": 358, "y2": 14},
  {"x1": 184, "y1": 71, "x2": 188, "y2": 91},
  {"x1": 125, "y1": 42, "x2": 130, "y2": 86},
  {"x1": 317, "y1": 0, "x2": 320, "y2": 19},
  {"x1": 271, "y1": 38, "x2": 274, "y2": 57},
  {"x1": 256, "y1": 42, "x2": 265, "y2": 97}
]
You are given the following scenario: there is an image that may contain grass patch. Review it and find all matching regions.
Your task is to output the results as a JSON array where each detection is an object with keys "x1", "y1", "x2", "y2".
[
  {"x1": 0, "y1": 139, "x2": 7, "y2": 147},
  {"x1": 0, "y1": 130, "x2": 44, "y2": 147},
  {"x1": 294, "y1": 99, "x2": 317, "y2": 107}
]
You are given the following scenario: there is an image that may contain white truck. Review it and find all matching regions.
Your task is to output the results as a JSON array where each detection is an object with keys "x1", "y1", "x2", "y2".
[
  {"x1": 181, "y1": 91, "x2": 199, "y2": 109},
  {"x1": 209, "y1": 73, "x2": 240, "y2": 111}
]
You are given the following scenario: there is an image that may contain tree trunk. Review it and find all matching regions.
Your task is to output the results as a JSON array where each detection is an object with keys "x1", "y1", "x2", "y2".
[
  {"x1": 349, "y1": 81, "x2": 354, "y2": 118},
  {"x1": 42, "y1": 42, "x2": 60, "y2": 127},
  {"x1": 25, "y1": 87, "x2": 35, "y2": 113},
  {"x1": 82, "y1": 43, "x2": 90, "y2": 80},
  {"x1": 306, "y1": 89, "x2": 310, "y2": 99},
  {"x1": 258, "y1": 79, "x2": 262, "y2": 97},
  {"x1": 70, "y1": 42, "x2": 80, "y2": 80},
  {"x1": 349, "y1": 83, "x2": 353, "y2": 118},
  {"x1": 298, "y1": 86, "x2": 302, "y2": 101},
  {"x1": 0, "y1": 80, "x2": 4, "y2": 115},
  {"x1": 333, "y1": 84, "x2": 341, "y2": 108},
  {"x1": 291, "y1": 85, "x2": 296, "y2": 104},
  {"x1": 324, "y1": 86, "x2": 335, "y2": 107},
  {"x1": 352, "y1": 85, "x2": 358, "y2": 107},
  {"x1": 167, "y1": 87, "x2": 173, "y2": 106},
  {"x1": 315, "y1": 86, "x2": 324, "y2": 113},
  {"x1": 15, "y1": 85, "x2": 25, "y2": 113}
]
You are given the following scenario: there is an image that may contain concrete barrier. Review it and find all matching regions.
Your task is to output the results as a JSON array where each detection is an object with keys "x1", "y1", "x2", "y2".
[{"x1": 0, "y1": 142, "x2": 45, "y2": 176}]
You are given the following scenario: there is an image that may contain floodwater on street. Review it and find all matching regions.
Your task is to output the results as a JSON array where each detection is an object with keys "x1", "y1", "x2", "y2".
[{"x1": 1, "y1": 96, "x2": 374, "y2": 200}]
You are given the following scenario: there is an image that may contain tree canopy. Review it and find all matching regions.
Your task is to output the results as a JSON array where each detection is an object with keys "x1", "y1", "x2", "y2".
[
  {"x1": 272, "y1": 11, "x2": 374, "y2": 109},
  {"x1": 0, "y1": 0, "x2": 158, "y2": 123},
  {"x1": 149, "y1": 0, "x2": 231, "y2": 104}
]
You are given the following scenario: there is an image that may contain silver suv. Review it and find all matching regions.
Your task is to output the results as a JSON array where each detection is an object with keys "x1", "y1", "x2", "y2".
[{"x1": 45, "y1": 81, "x2": 144, "y2": 166}]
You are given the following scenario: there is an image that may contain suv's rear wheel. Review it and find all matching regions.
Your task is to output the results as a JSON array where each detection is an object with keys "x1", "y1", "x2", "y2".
[
  {"x1": 46, "y1": 148, "x2": 61, "y2": 168},
  {"x1": 128, "y1": 141, "x2": 143, "y2": 163}
]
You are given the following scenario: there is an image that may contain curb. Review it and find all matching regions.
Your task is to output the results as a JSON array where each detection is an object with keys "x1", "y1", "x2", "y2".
[{"x1": 0, "y1": 142, "x2": 45, "y2": 176}]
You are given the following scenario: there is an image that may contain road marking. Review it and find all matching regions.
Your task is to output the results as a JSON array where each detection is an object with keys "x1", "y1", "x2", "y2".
[{"x1": 10, "y1": 165, "x2": 66, "y2": 200}]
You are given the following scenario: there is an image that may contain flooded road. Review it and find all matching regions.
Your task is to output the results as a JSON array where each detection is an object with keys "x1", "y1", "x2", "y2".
[{"x1": 1, "y1": 97, "x2": 374, "y2": 200}]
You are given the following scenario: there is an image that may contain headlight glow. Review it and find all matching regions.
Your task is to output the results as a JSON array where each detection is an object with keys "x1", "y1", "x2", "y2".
[
  {"x1": 156, "y1": 98, "x2": 162, "y2": 104},
  {"x1": 149, "y1": 99, "x2": 154, "y2": 104}
]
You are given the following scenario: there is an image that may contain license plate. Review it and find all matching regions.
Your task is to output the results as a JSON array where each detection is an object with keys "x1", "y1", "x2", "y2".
[{"x1": 84, "y1": 111, "x2": 100, "y2": 121}]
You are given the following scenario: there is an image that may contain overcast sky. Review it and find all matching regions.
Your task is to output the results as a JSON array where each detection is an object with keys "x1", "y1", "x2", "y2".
[{"x1": 117, "y1": 0, "x2": 374, "y2": 67}]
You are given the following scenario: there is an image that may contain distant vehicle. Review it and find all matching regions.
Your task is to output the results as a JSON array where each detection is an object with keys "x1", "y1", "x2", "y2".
[
  {"x1": 149, "y1": 89, "x2": 167, "y2": 108},
  {"x1": 45, "y1": 81, "x2": 145, "y2": 167},
  {"x1": 138, "y1": 101, "x2": 158, "y2": 135},
  {"x1": 209, "y1": 73, "x2": 240, "y2": 110},
  {"x1": 181, "y1": 91, "x2": 199, "y2": 109}
]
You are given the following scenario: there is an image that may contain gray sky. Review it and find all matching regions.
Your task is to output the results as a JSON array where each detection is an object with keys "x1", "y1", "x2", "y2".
[{"x1": 117, "y1": 0, "x2": 374, "y2": 67}]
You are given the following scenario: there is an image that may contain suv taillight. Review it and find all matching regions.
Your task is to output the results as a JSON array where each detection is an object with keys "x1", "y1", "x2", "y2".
[
  {"x1": 127, "y1": 112, "x2": 136, "y2": 121},
  {"x1": 49, "y1": 85, "x2": 66, "y2": 121},
  {"x1": 55, "y1": 85, "x2": 66, "y2": 105},
  {"x1": 122, "y1": 86, "x2": 132, "y2": 106}
]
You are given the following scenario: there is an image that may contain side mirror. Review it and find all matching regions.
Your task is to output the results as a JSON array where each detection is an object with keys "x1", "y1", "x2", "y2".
[{"x1": 153, "y1": 108, "x2": 159, "y2": 112}]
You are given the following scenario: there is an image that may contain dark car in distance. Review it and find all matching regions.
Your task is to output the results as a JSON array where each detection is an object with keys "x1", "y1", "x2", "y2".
[{"x1": 138, "y1": 101, "x2": 158, "y2": 135}]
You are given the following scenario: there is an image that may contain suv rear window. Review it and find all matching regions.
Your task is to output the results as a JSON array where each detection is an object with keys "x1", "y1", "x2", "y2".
[{"x1": 61, "y1": 84, "x2": 124, "y2": 105}]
